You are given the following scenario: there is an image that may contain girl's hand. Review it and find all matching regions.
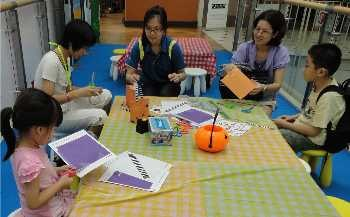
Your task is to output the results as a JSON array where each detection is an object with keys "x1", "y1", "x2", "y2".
[
  {"x1": 58, "y1": 174, "x2": 74, "y2": 189},
  {"x1": 56, "y1": 165, "x2": 75, "y2": 176},
  {"x1": 168, "y1": 72, "x2": 186, "y2": 83}
]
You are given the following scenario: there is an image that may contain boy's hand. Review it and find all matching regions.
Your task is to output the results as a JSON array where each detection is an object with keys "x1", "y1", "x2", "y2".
[
  {"x1": 273, "y1": 118, "x2": 291, "y2": 129},
  {"x1": 280, "y1": 115, "x2": 296, "y2": 123}
]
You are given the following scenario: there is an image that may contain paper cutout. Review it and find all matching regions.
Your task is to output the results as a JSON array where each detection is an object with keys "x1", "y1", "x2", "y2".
[
  {"x1": 99, "y1": 151, "x2": 171, "y2": 192},
  {"x1": 125, "y1": 84, "x2": 149, "y2": 123},
  {"x1": 221, "y1": 68, "x2": 257, "y2": 99}
]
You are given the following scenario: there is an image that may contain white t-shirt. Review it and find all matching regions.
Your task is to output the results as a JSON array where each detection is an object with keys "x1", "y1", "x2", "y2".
[
  {"x1": 34, "y1": 51, "x2": 69, "y2": 94},
  {"x1": 34, "y1": 51, "x2": 70, "y2": 111},
  {"x1": 295, "y1": 79, "x2": 346, "y2": 146}
]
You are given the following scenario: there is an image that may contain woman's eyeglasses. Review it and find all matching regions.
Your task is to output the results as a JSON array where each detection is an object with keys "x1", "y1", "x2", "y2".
[{"x1": 145, "y1": 26, "x2": 163, "y2": 34}]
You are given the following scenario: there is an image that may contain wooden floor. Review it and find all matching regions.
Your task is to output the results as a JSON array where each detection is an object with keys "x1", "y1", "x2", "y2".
[{"x1": 99, "y1": 13, "x2": 224, "y2": 50}]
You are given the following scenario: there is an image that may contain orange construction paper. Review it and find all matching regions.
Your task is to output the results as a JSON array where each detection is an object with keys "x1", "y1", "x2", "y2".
[{"x1": 221, "y1": 68, "x2": 257, "y2": 99}]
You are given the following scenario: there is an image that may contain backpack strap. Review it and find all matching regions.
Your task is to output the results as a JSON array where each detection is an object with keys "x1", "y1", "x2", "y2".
[
  {"x1": 316, "y1": 85, "x2": 341, "y2": 103},
  {"x1": 138, "y1": 38, "x2": 145, "y2": 61},
  {"x1": 340, "y1": 79, "x2": 350, "y2": 97},
  {"x1": 168, "y1": 40, "x2": 176, "y2": 59},
  {"x1": 138, "y1": 37, "x2": 176, "y2": 61},
  {"x1": 316, "y1": 85, "x2": 342, "y2": 133}
]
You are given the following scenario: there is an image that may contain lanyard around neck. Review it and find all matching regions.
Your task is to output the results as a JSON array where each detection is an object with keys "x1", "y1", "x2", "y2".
[{"x1": 49, "y1": 42, "x2": 72, "y2": 91}]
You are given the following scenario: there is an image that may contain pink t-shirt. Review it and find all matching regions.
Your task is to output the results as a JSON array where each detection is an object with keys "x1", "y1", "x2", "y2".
[{"x1": 11, "y1": 147, "x2": 75, "y2": 217}]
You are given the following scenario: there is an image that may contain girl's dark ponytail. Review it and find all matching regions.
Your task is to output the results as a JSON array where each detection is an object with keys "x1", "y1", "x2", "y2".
[
  {"x1": 1, "y1": 107, "x2": 16, "y2": 161},
  {"x1": 1, "y1": 88, "x2": 63, "y2": 161}
]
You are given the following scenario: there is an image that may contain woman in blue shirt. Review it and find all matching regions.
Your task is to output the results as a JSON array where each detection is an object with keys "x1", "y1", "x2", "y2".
[{"x1": 125, "y1": 5, "x2": 186, "y2": 97}]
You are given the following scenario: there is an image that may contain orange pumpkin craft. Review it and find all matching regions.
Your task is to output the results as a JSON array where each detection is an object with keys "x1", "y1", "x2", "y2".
[
  {"x1": 195, "y1": 108, "x2": 229, "y2": 153},
  {"x1": 195, "y1": 125, "x2": 229, "y2": 153}
]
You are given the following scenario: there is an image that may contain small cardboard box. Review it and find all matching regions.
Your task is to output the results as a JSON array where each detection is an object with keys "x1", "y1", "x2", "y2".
[{"x1": 148, "y1": 117, "x2": 173, "y2": 145}]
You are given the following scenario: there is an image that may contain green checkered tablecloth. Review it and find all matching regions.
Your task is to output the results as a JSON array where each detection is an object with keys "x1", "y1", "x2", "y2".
[{"x1": 70, "y1": 97, "x2": 339, "y2": 217}]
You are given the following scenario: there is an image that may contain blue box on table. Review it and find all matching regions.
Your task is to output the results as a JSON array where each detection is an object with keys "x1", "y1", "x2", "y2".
[{"x1": 148, "y1": 117, "x2": 173, "y2": 145}]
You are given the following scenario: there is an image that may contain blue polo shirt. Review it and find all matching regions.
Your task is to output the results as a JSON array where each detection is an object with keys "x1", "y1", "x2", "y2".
[{"x1": 126, "y1": 36, "x2": 186, "y2": 84}]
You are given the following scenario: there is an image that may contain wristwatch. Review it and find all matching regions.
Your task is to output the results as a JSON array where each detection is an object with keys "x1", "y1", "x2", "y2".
[{"x1": 263, "y1": 85, "x2": 268, "y2": 92}]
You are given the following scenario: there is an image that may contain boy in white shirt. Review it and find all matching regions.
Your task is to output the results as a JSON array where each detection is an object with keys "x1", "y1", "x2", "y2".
[{"x1": 274, "y1": 43, "x2": 345, "y2": 152}]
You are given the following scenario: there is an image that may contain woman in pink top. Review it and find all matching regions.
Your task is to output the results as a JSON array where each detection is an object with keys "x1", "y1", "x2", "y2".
[{"x1": 1, "y1": 88, "x2": 75, "y2": 217}]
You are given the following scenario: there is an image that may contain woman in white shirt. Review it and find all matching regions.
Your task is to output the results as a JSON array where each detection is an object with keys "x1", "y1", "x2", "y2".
[{"x1": 34, "y1": 19, "x2": 112, "y2": 137}]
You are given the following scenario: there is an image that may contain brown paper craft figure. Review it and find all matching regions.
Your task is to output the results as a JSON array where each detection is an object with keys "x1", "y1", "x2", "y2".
[
  {"x1": 125, "y1": 84, "x2": 149, "y2": 123},
  {"x1": 125, "y1": 84, "x2": 136, "y2": 108}
]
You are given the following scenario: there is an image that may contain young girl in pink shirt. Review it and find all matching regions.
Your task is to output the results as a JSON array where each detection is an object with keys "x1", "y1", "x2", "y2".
[{"x1": 1, "y1": 88, "x2": 75, "y2": 217}]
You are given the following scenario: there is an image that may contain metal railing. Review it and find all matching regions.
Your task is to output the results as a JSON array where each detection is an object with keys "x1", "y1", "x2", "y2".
[
  {"x1": 233, "y1": 0, "x2": 350, "y2": 54},
  {"x1": 280, "y1": 0, "x2": 350, "y2": 55},
  {"x1": 0, "y1": 0, "x2": 42, "y2": 12},
  {"x1": 0, "y1": 0, "x2": 49, "y2": 109}
]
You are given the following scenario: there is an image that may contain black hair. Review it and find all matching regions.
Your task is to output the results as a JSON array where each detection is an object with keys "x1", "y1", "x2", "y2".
[
  {"x1": 1, "y1": 88, "x2": 63, "y2": 161},
  {"x1": 60, "y1": 19, "x2": 96, "y2": 51},
  {"x1": 308, "y1": 43, "x2": 342, "y2": 76},
  {"x1": 141, "y1": 5, "x2": 168, "y2": 47},
  {"x1": 253, "y1": 10, "x2": 287, "y2": 46}
]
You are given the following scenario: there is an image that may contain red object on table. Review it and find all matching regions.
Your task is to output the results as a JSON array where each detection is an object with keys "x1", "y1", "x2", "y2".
[{"x1": 117, "y1": 37, "x2": 217, "y2": 79}]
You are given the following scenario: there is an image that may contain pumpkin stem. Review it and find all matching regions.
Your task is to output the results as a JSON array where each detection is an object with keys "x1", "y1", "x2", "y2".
[{"x1": 209, "y1": 108, "x2": 220, "y2": 148}]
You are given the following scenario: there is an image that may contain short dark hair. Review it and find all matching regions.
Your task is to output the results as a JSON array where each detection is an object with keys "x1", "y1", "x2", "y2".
[
  {"x1": 1, "y1": 88, "x2": 63, "y2": 161},
  {"x1": 141, "y1": 5, "x2": 168, "y2": 46},
  {"x1": 253, "y1": 10, "x2": 287, "y2": 46},
  {"x1": 60, "y1": 19, "x2": 96, "y2": 51},
  {"x1": 308, "y1": 43, "x2": 342, "y2": 76}
]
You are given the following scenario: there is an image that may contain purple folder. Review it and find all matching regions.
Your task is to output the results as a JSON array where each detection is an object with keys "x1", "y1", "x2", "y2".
[
  {"x1": 177, "y1": 108, "x2": 213, "y2": 124},
  {"x1": 108, "y1": 171, "x2": 153, "y2": 190},
  {"x1": 57, "y1": 135, "x2": 110, "y2": 170}
]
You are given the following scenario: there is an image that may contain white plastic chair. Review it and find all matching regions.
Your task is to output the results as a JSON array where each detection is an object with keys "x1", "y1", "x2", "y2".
[
  {"x1": 180, "y1": 68, "x2": 207, "y2": 97},
  {"x1": 109, "y1": 55, "x2": 122, "y2": 81}
]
